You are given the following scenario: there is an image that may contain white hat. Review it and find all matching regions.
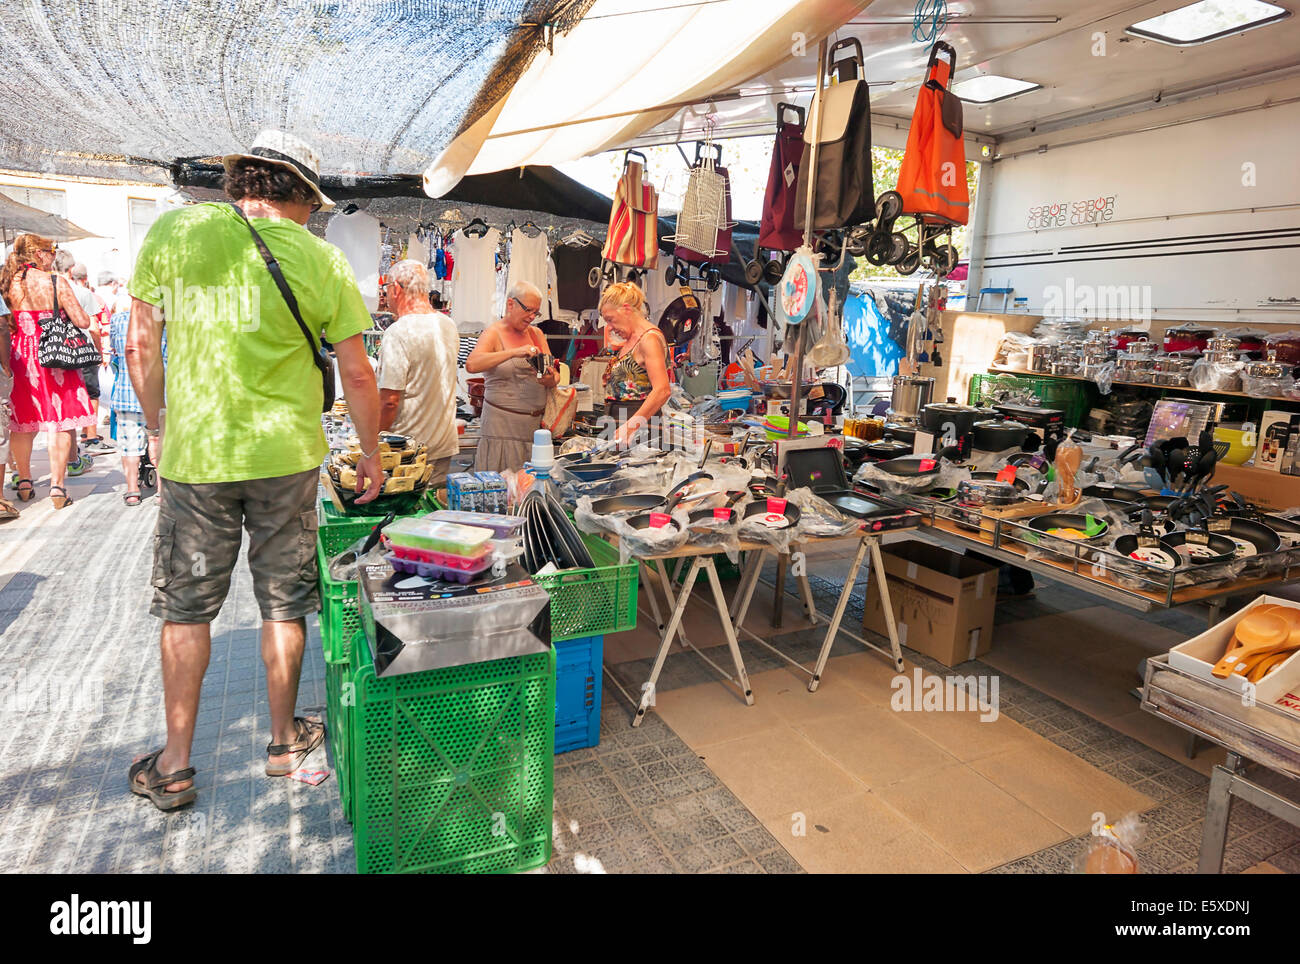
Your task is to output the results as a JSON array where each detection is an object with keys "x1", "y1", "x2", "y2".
[{"x1": 223, "y1": 129, "x2": 335, "y2": 211}]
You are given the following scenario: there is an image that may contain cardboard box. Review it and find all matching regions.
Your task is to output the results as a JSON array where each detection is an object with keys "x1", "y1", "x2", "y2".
[
  {"x1": 1209, "y1": 463, "x2": 1300, "y2": 511},
  {"x1": 862, "y1": 540, "x2": 999, "y2": 667},
  {"x1": 1257, "y1": 411, "x2": 1300, "y2": 475},
  {"x1": 1168, "y1": 594, "x2": 1300, "y2": 717}
]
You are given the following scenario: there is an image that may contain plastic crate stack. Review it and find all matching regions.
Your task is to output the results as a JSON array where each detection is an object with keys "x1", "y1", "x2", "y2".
[{"x1": 968, "y1": 373, "x2": 1090, "y2": 427}]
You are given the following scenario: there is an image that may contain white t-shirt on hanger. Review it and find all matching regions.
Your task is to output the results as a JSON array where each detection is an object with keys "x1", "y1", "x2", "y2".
[
  {"x1": 325, "y1": 210, "x2": 381, "y2": 311},
  {"x1": 450, "y1": 227, "x2": 501, "y2": 334},
  {"x1": 406, "y1": 231, "x2": 429, "y2": 269}
]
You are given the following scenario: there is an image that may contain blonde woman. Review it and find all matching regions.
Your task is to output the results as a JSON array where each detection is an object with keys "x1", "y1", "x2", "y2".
[
  {"x1": 1, "y1": 234, "x2": 97, "y2": 508},
  {"x1": 599, "y1": 282, "x2": 671, "y2": 448}
]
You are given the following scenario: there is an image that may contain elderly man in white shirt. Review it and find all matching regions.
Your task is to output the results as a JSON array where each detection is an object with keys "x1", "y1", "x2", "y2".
[{"x1": 377, "y1": 260, "x2": 460, "y2": 488}]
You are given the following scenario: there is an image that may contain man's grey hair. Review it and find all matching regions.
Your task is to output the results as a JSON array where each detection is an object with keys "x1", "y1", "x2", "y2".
[
  {"x1": 70, "y1": 263, "x2": 89, "y2": 282},
  {"x1": 53, "y1": 250, "x2": 76, "y2": 273},
  {"x1": 97, "y1": 271, "x2": 117, "y2": 286},
  {"x1": 389, "y1": 259, "x2": 429, "y2": 296},
  {"x1": 507, "y1": 280, "x2": 542, "y2": 306}
]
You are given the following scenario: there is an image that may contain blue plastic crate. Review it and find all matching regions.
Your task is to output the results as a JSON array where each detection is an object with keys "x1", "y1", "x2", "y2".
[{"x1": 554, "y1": 635, "x2": 602, "y2": 753}]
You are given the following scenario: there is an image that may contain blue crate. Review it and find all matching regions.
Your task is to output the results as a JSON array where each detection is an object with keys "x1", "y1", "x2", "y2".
[
  {"x1": 554, "y1": 635, "x2": 602, "y2": 753},
  {"x1": 717, "y1": 390, "x2": 756, "y2": 412}
]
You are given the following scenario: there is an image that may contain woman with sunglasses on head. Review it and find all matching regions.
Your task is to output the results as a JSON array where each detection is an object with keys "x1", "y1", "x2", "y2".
[
  {"x1": 466, "y1": 280, "x2": 558, "y2": 472},
  {"x1": 599, "y1": 282, "x2": 671, "y2": 449},
  {"x1": 1, "y1": 234, "x2": 97, "y2": 508}
]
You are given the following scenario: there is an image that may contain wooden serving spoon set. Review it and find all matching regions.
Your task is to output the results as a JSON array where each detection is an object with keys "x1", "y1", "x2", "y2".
[{"x1": 1212, "y1": 604, "x2": 1300, "y2": 682}]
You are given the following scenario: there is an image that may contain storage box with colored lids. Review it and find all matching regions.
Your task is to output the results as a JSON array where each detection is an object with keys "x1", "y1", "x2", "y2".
[
  {"x1": 359, "y1": 561, "x2": 551, "y2": 677},
  {"x1": 862, "y1": 540, "x2": 998, "y2": 667},
  {"x1": 425, "y1": 509, "x2": 525, "y2": 539},
  {"x1": 384, "y1": 517, "x2": 494, "y2": 556}
]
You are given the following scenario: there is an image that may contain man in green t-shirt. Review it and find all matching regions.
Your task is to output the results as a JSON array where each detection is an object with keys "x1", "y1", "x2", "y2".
[{"x1": 125, "y1": 129, "x2": 383, "y2": 810}]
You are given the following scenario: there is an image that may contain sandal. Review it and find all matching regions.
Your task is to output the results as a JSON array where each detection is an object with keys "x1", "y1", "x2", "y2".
[
  {"x1": 123, "y1": 491, "x2": 142, "y2": 507},
  {"x1": 266, "y1": 716, "x2": 326, "y2": 777},
  {"x1": 50, "y1": 485, "x2": 73, "y2": 510},
  {"x1": 128, "y1": 749, "x2": 197, "y2": 811},
  {"x1": 13, "y1": 479, "x2": 34, "y2": 502},
  {"x1": 0, "y1": 497, "x2": 18, "y2": 521}
]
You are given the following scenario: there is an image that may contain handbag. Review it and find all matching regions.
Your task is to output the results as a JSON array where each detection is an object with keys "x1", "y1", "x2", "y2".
[
  {"x1": 37, "y1": 273, "x2": 101, "y2": 370},
  {"x1": 794, "y1": 38, "x2": 876, "y2": 230},
  {"x1": 602, "y1": 151, "x2": 660, "y2": 269},
  {"x1": 542, "y1": 385, "x2": 578, "y2": 438},
  {"x1": 896, "y1": 41, "x2": 970, "y2": 225},
  {"x1": 230, "y1": 204, "x2": 336, "y2": 413}
]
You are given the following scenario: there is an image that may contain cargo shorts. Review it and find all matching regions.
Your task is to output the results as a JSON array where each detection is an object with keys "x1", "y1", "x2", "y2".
[{"x1": 150, "y1": 467, "x2": 320, "y2": 623}]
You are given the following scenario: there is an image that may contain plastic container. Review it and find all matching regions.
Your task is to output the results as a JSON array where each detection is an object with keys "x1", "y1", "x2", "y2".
[
  {"x1": 426, "y1": 509, "x2": 525, "y2": 539},
  {"x1": 384, "y1": 551, "x2": 494, "y2": 584},
  {"x1": 531, "y1": 428, "x2": 555, "y2": 469},
  {"x1": 384, "y1": 517, "x2": 494, "y2": 555},
  {"x1": 473, "y1": 471, "x2": 508, "y2": 513},
  {"x1": 533, "y1": 532, "x2": 638, "y2": 641},
  {"x1": 445, "y1": 472, "x2": 482, "y2": 511},
  {"x1": 342, "y1": 631, "x2": 554, "y2": 874},
  {"x1": 554, "y1": 634, "x2": 602, "y2": 753}
]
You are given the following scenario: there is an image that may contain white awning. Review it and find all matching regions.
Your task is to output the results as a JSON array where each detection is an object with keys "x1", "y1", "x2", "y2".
[
  {"x1": 424, "y1": 0, "x2": 871, "y2": 196},
  {"x1": 0, "y1": 191, "x2": 100, "y2": 242}
]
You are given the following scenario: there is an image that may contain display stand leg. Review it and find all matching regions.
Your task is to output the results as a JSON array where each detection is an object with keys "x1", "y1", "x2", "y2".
[
  {"x1": 730, "y1": 551, "x2": 763, "y2": 621},
  {"x1": 639, "y1": 562, "x2": 666, "y2": 634},
  {"x1": 703, "y1": 558, "x2": 754, "y2": 706},
  {"x1": 656, "y1": 558, "x2": 694, "y2": 650},
  {"x1": 807, "y1": 536, "x2": 871, "y2": 692},
  {"x1": 794, "y1": 545, "x2": 819, "y2": 625},
  {"x1": 869, "y1": 538, "x2": 907, "y2": 673},
  {"x1": 732, "y1": 549, "x2": 768, "y2": 632},
  {"x1": 634, "y1": 556, "x2": 703, "y2": 727},
  {"x1": 1198, "y1": 754, "x2": 1239, "y2": 873}
]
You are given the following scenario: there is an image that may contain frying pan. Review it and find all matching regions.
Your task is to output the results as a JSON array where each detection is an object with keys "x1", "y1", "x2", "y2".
[
  {"x1": 747, "y1": 474, "x2": 781, "y2": 499},
  {"x1": 624, "y1": 485, "x2": 700, "y2": 530},
  {"x1": 687, "y1": 491, "x2": 745, "y2": 531},
  {"x1": 875, "y1": 456, "x2": 941, "y2": 478},
  {"x1": 970, "y1": 470, "x2": 1029, "y2": 493},
  {"x1": 1027, "y1": 513, "x2": 1110, "y2": 541},
  {"x1": 1083, "y1": 483, "x2": 1145, "y2": 502},
  {"x1": 1112, "y1": 535, "x2": 1181, "y2": 571},
  {"x1": 546, "y1": 490, "x2": 594, "y2": 568},
  {"x1": 740, "y1": 497, "x2": 802, "y2": 530},
  {"x1": 1212, "y1": 517, "x2": 1282, "y2": 557},
  {"x1": 591, "y1": 493, "x2": 667, "y2": 515},
  {"x1": 1160, "y1": 530, "x2": 1237, "y2": 565}
]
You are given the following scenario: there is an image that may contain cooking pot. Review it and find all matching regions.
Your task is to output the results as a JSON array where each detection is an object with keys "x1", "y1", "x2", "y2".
[
  {"x1": 920, "y1": 402, "x2": 981, "y2": 437},
  {"x1": 1115, "y1": 328, "x2": 1152, "y2": 350},
  {"x1": 866, "y1": 436, "x2": 913, "y2": 460},
  {"x1": 1162, "y1": 324, "x2": 1216, "y2": 355},
  {"x1": 1244, "y1": 350, "x2": 1293, "y2": 380},
  {"x1": 880, "y1": 421, "x2": 917, "y2": 444},
  {"x1": 889, "y1": 374, "x2": 934, "y2": 421},
  {"x1": 1265, "y1": 331, "x2": 1300, "y2": 367},
  {"x1": 1116, "y1": 352, "x2": 1155, "y2": 383},
  {"x1": 1151, "y1": 353, "x2": 1194, "y2": 387},
  {"x1": 972, "y1": 419, "x2": 1029, "y2": 452}
]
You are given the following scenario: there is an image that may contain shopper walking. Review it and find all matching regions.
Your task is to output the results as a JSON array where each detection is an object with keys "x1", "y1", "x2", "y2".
[
  {"x1": 377, "y1": 260, "x2": 459, "y2": 488},
  {"x1": 467, "y1": 280, "x2": 558, "y2": 472},
  {"x1": 108, "y1": 309, "x2": 163, "y2": 505},
  {"x1": 1, "y1": 234, "x2": 97, "y2": 508},
  {"x1": 125, "y1": 129, "x2": 383, "y2": 811},
  {"x1": 0, "y1": 293, "x2": 19, "y2": 521},
  {"x1": 52, "y1": 251, "x2": 109, "y2": 459}
]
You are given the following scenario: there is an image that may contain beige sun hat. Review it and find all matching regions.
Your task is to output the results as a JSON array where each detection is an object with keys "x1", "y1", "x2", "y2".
[{"x1": 223, "y1": 129, "x2": 335, "y2": 211}]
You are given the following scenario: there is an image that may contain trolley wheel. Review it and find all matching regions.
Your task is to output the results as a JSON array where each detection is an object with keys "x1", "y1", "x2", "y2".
[
  {"x1": 744, "y1": 259, "x2": 763, "y2": 285},
  {"x1": 665, "y1": 262, "x2": 677, "y2": 286},
  {"x1": 762, "y1": 256, "x2": 785, "y2": 285},
  {"x1": 875, "y1": 190, "x2": 904, "y2": 228},
  {"x1": 887, "y1": 232, "x2": 909, "y2": 265},
  {"x1": 937, "y1": 244, "x2": 960, "y2": 275},
  {"x1": 866, "y1": 231, "x2": 892, "y2": 266},
  {"x1": 897, "y1": 241, "x2": 922, "y2": 276},
  {"x1": 705, "y1": 265, "x2": 722, "y2": 291},
  {"x1": 142, "y1": 467, "x2": 157, "y2": 489}
]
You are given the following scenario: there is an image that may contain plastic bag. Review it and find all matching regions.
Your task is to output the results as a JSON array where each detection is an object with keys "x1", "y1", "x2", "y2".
[
  {"x1": 1242, "y1": 372, "x2": 1297, "y2": 398},
  {"x1": 1074, "y1": 812, "x2": 1145, "y2": 874},
  {"x1": 1189, "y1": 357, "x2": 1243, "y2": 393},
  {"x1": 573, "y1": 495, "x2": 691, "y2": 564},
  {"x1": 852, "y1": 457, "x2": 969, "y2": 496},
  {"x1": 1090, "y1": 360, "x2": 1115, "y2": 395},
  {"x1": 786, "y1": 486, "x2": 862, "y2": 539},
  {"x1": 992, "y1": 331, "x2": 1040, "y2": 367}
]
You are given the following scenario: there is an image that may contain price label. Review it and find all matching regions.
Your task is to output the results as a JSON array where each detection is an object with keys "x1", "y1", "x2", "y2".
[
  {"x1": 919, "y1": 459, "x2": 937, "y2": 472},
  {"x1": 766, "y1": 497, "x2": 788, "y2": 515},
  {"x1": 648, "y1": 512, "x2": 672, "y2": 529},
  {"x1": 713, "y1": 507, "x2": 732, "y2": 521},
  {"x1": 995, "y1": 465, "x2": 1018, "y2": 483}
]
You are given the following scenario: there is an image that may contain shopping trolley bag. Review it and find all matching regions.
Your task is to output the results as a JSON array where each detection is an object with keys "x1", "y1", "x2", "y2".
[
  {"x1": 794, "y1": 38, "x2": 875, "y2": 231},
  {"x1": 758, "y1": 103, "x2": 806, "y2": 251},
  {"x1": 896, "y1": 41, "x2": 970, "y2": 225},
  {"x1": 602, "y1": 150, "x2": 660, "y2": 268}
]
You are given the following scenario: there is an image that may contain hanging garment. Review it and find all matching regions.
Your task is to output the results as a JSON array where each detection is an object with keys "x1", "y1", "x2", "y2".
[
  {"x1": 758, "y1": 104, "x2": 806, "y2": 251},
  {"x1": 406, "y1": 231, "x2": 429, "y2": 269},
  {"x1": 546, "y1": 253, "x2": 560, "y2": 320},
  {"x1": 434, "y1": 244, "x2": 447, "y2": 279},
  {"x1": 602, "y1": 151, "x2": 660, "y2": 268},
  {"x1": 794, "y1": 39, "x2": 875, "y2": 230},
  {"x1": 552, "y1": 244, "x2": 601, "y2": 312},
  {"x1": 897, "y1": 41, "x2": 970, "y2": 225},
  {"x1": 450, "y1": 227, "x2": 501, "y2": 334},
  {"x1": 325, "y1": 210, "x2": 381, "y2": 311},
  {"x1": 506, "y1": 227, "x2": 550, "y2": 301}
]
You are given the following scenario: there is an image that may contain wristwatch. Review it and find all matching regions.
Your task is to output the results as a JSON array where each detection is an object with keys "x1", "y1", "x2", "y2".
[{"x1": 145, "y1": 426, "x2": 160, "y2": 438}]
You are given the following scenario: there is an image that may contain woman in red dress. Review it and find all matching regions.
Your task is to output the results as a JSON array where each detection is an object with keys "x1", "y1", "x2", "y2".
[{"x1": 1, "y1": 234, "x2": 96, "y2": 508}]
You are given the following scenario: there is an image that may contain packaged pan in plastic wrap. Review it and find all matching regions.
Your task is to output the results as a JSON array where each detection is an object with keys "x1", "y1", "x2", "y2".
[
  {"x1": 1241, "y1": 372, "x2": 1297, "y2": 398},
  {"x1": 852, "y1": 457, "x2": 970, "y2": 497},
  {"x1": 573, "y1": 495, "x2": 691, "y2": 564},
  {"x1": 737, "y1": 492, "x2": 804, "y2": 555},
  {"x1": 1074, "y1": 813, "x2": 1145, "y2": 874},
  {"x1": 786, "y1": 486, "x2": 863, "y2": 539},
  {"x1": 1189, "y1": 357, "x2": 1243, "y2": 393}
]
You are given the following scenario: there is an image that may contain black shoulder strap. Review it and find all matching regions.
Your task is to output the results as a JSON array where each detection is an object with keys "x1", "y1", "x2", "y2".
[
  {"x1": 50, "y1": 269, "x2": 59, "y2": 317},
  {"x1": 228, "y1": 203, "x2": 328, "y2": 374}
]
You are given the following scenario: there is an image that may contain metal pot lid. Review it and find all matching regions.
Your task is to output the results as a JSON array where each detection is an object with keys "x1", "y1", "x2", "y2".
[
  {"x1": 1245, "y1": 359, "x2": 1290, "y2": 378},
  {"x1": 973, "y1": 418, "x2": 1028, "y2": 430},
  {"x1": 868, "y1": 439, "x2": 911, "y2": 452},
  {"x1": 924, "y1": 402, "x2": 980, "y2": 414}
]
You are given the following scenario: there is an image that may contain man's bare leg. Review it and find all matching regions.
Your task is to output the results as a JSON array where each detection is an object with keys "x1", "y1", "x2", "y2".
[
  {"x1": 262, "y1": 617, "x2": 308, "y2": 770},
  {"x1": 142, "y1": 621, "x2": 210, "y2": 792}
]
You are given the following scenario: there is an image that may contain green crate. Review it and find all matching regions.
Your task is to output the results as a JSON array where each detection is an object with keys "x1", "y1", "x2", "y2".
[
  {"x1": 532, "y1": 533, "x2": 638, "y2": 641},
  {"x1": 968, "y1": 373, "x2": 1090, "y2": 427},
  {"x1": 326, "y1": 658, "x2": 354, "y2": 822},
  {"x1": 346, "y1": 631, "x2": 554, "y2": 874},
  {"x1": 317, "y1": 489, "x2": 440, "y2": 528}
]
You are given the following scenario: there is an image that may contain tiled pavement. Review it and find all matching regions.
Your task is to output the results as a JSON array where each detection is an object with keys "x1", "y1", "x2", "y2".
[{"x1": 1, "y1": 439, "x2": 1296, "y2": 873}]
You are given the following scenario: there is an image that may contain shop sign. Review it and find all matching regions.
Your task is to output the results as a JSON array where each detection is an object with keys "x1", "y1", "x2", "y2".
[{"x1": 1027, "y1": 195, "x2": 1116, "y2": 230}]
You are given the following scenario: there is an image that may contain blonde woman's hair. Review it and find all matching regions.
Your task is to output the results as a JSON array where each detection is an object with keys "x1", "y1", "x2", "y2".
[{"x1": 598, "y1": 281, "x2": 647, "y2": 318}]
